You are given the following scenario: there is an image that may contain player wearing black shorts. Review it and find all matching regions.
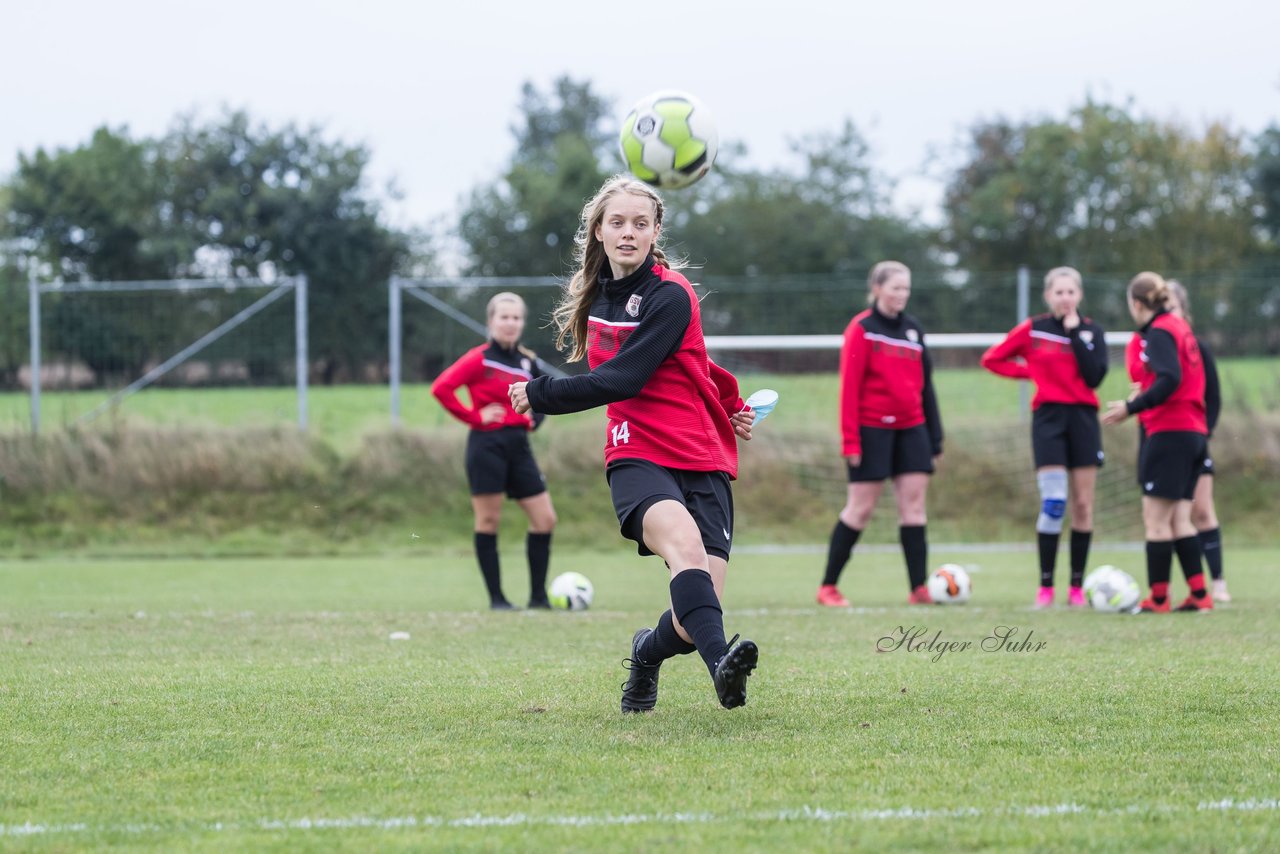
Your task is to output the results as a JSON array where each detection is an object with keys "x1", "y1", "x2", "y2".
[
  {"x1": 817, "y1": 260, "x2": 944, "y2": 607},
  {"x1": 1167, "y1": 280, "x2": 1228, "y2": 602},
  {"x1": 1103, "y1": 273, "x2": 1211, "y2": 613},
  {"x1": 432, "y1": 292, "x2": 557, "y2": 610},
  {"x1": 509, "y1": 176, "x2": 758, "y2": 713},
  {"x1": 981, "y1": 267, "x2": 1108, "y2": 609}
]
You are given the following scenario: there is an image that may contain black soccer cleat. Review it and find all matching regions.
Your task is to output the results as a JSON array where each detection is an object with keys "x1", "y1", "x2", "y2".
[
  {"x1": 713, "y1": 634, "x2": 759, "y2": 710},
  {"x1": 620, "y1": 628, "x2": 661, "y2": 713},
  {"x1": 526, "y1": 598, "x2": 552, "y2": 610},
  {"x1": 489, "y1": 599, "x2": 517, "y2": 611}
]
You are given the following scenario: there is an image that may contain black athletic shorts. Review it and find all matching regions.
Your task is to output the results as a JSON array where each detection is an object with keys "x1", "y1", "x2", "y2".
[
  {"x1": 1138, "y1": 431, "x2": 1207, "y2": 501},
  {"x1": 465, "y1": 427, "x2": 546, "y2": 499},
  {"x1": 606, "y1": 458, "x2": 735, "y2": 561},
  {"x1": 846, "y1": 424, "x2": 934, "y2": 482},
  {"x1": 1031, "y1": 403, "x2": 1104, "y2": 469}
]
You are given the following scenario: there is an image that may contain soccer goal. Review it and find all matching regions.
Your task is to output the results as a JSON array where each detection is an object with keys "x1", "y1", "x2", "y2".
[{"x1": 27, "y1": 273, "x2": 308, "y2": 434}]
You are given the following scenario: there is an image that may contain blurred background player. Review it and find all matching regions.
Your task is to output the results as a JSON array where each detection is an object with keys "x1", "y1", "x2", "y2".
[
  {"x1": 1103, "y1": 272, "x2": 1210, "y2": 613},
  {"x1": 1166, "y1": 280, "x2": 1228, "y2": 602},
  {"x1": 509, "y1": 176, "x2": 759, "y2": 712},
  {"x1": 431, "y1": 292, "x2": 557, "y2": 610},
  {"x1": 981, "y1": 267, "x2": 1108, "y2": 609},
  {"x1": 817, "y1": 261, "x2": 944, "y2": 607}
]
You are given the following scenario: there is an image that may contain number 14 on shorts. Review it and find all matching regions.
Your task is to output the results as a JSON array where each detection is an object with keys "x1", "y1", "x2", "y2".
[{"x1": 611, "y1": 421, "x2": 631, "y2": 446}]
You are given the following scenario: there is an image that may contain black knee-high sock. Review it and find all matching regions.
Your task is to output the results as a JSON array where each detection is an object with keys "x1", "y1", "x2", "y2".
[
  {"x1": 637, "y1": 609, "x2": 696, "y2": 664},
  {"x1": 526, "y1": 532, "x2": 552, "y2": 604},
  {"x1": 669, "y1": 569, "x2": 728, "y2": 676},
  {"x1": 900, "y1": 525, "x2": 928, "y2": 591},
  {"x1": 822, "y1": 520, "x2": 862, "y2": 586},
  {"x1": 1146, "y1": 540, "x2": 1174, "y2": 601},
  {"x1": 1069, "y1": 529, "x2": 1091, "y2": 589},
  {"x1": 1174, "y1": 536, "x2": 1208, "y2": 598},
  {"x1": 1038, "y1": 532, "x2": 1060, "y2": 587},
  {"x1": 1198, "y1": 528, "x2": 1224, "y2": 580},
  {"x1": 474, "y1": 532, "x2": 506, "y2": 604}
]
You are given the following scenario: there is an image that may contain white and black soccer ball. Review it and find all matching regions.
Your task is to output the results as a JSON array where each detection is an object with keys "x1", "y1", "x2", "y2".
[
  {"x1": 548, "y1": 572, "x2": 594, "y2": 611},
  {"x1": 1084, "y1": 565, "x2": 1141, "y2": 613},
  {"x1": 618, "y1": 90, "x2": 718, "y2": 189},
  {"x1": 927, "y1": 564, "x2": 972, "y2": 604}
]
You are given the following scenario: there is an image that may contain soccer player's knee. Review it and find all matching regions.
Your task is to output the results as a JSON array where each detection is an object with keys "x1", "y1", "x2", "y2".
[{"x1": 1036, "y1": 469, "x2": 1068, "y2": 534}]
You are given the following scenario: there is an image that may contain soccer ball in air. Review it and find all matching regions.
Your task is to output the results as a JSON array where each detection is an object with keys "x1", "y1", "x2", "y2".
[
  {"x1": 619, "y1": 90, "x2": 718, "y2": 189},
  {"x1": 1083, "y1": 565, "x2": 1141, "y2": 613},
  {"x1": 927, "y1": 564, "x2": 972, "y2": 604},
  {"x1": 549, "y1": 572, "x2": 594, "y2": 611}
]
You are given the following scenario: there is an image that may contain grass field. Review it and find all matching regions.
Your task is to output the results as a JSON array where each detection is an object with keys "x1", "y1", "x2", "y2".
[{"x1": 3, "y1": 546, "x2": 1277, "y2": 851}]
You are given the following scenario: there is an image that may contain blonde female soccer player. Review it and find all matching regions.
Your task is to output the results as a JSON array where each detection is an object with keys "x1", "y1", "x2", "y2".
[
  {"x1": 432, "y1": 292, "x2": 557, "y2": 610},
  {"x1": 509, "y1": 176, "x2": 758, "y2": 712},
  {"x1": 816, "y1": 261, "x2": 944, "y2": 608},
  {"x1": 981, "y1": 267, "x2": 1108, "y2": 609}
]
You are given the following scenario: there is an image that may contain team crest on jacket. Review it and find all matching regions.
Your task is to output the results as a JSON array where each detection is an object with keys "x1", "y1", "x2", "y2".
[
  {"x1": 906, "y1": 329, "x2": 919, "y2": 343},
  {"x1": 626, "y1": 294, "x2": 642, "y2": 317},
  {"x1": 1079, "y1": 329, "x2": 1094, "y2": 348}
]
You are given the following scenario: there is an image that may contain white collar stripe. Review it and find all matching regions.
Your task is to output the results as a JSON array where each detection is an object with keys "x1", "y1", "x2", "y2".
[
  {"x1": 863, "y1": 331, "x2": 923, "y2": 351},
  {"x1": 1030, "y1": 330, "x2": 1071, "y2": 345},
  {"x1": 589, "y1": 315, "x2": 641, "y2": 328},
  {"x1": 482, "y1": 359, "x2": 532, "y2": 380}
]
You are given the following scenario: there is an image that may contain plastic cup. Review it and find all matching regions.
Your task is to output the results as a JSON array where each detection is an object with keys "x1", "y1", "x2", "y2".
[{"x1": 744, "y1": 389, "x2": 779, "y2": 424}]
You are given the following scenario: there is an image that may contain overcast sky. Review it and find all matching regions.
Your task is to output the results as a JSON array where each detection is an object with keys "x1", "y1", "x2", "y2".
[{"x1": 4, "y1": 0, "x2": 1278, "y2": 232}]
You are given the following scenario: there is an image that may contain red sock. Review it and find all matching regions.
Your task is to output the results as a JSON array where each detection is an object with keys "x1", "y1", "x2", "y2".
[
  {"x1": 1187, "y1": 573, "x2": 1206, "y2": 598},
  {"x1": 1152, "y1": 582, "x2": 1170, "y2": 603}
]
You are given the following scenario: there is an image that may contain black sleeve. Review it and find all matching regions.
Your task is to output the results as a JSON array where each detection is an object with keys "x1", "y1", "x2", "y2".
[
  {"x1": 1126, "y1": 329, "x2": 1181, "y2": 415},
  {"x1": 1200, "y1": 338, "x2": 1220, "y2": 435},
  {"x1": 529, "y1": 358, "x2": 547, "y2": 430},
  {"x1": 921, "y1": 344, "x2": 944, "y2": 455},
  {"x1": 525, "y1": 287, "x2": 690, "y2": 415},
  {"x1": 1070, "y1": 322, "x2": 1108, "y2": 389}
]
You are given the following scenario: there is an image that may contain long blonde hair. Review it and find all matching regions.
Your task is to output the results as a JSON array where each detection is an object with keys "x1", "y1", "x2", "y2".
[
  {"x1": 1044, "y1": 266, "x2": 1083, "y2": 292},
  {"x1": 487, "y1": 291, "x2": 537, "y2": 361},
  {"x1": 549, "y1": 175, "x2": 674, "y2": 362}
]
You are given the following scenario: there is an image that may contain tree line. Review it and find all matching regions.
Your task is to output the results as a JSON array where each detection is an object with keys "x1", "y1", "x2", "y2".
[{"x1": 2, "y1": 77, "x2": 1278, "y2": 388}]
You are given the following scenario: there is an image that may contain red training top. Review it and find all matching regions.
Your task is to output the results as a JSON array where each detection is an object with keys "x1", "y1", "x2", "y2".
[
  {"x1": 525, "y1": 259, "x2": 744, "y2": 477},
  {"x1": 839, "y1": 305, "x2": 944, "y2": 458},
  {"x1": 980, "y1": 313, "x2": 1108, "y2": 409},
  {"x1": 431, "y1": 342, "x2": 542, "y2": 431},
  {"x1": 1124, "y1": 311, "x2": 1207, "y2": 435}
]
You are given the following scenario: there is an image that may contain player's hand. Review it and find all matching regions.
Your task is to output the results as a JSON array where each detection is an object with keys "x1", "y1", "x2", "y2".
[
  {"x1": 1101, "y1": 400, "x2": 1129, "y2": 425},
  {"x1": 730, "y1": 409, "x2": 753, "y2": 441},
  {"x1": 478, "y1": 402, "x2": 507, "y2": 424},
  {"x1": 508, "y1": 382, "x2": 531, "y2": 415},
  {"x1": 1127, "y1": 381, "x2": 1142, "y2": 401},
  {"x1": 1062, "y1": 310, "x2": 1081, "y2": 331},
  {"x1": 844, "y1": 453, "x2": 861, "y2": 467}
]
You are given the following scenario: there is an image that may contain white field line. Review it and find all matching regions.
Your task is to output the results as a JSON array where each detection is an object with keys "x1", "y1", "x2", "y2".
[{"x1": 3, "y1": 798, "x2": 1276, "y2": 838}]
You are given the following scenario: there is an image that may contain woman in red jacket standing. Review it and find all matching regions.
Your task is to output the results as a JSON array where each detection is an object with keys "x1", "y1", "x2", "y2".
[
  {"x1": 816, "y1": 260, "x2": 944, "y2": 607},
  {"x1": 1103, "y1": 272, "x2": 1211, "y2": 613},
  {"x1": 980, "y1": 267, "x2": 1108, "y2": 609},
  {"x1": 432, "y1": 292, "x2": 557, "y2": 610}
]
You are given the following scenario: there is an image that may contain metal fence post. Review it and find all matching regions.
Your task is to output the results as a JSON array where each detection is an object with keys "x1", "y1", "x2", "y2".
[
  {"x1": 296, "y1": 275, "x2": 308, "y2": 431},
  {"x1": 28, "y1": 266, "x2": 41, "y2": 436},
  {"x1": 389, "y1": 276, "x2": 402, "y2": 427},
  {"x1": 1016, "y1": 265, "x2": 1031, "y2": 420}
]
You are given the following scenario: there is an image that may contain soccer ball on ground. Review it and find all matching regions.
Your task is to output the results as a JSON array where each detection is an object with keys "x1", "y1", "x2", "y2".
[
  {"x1": 619, "y1": 90, "x2": 718, "y2": 189},
  {"x1": 927, "y1": 564, "x2": 972, "y2": 604},
  {"x1": 1083, "y1": 565, "x2": 1141, "y2": 613},
  {"x1": 548, "y1": 572, "x2": 594, "y2": 611}
]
